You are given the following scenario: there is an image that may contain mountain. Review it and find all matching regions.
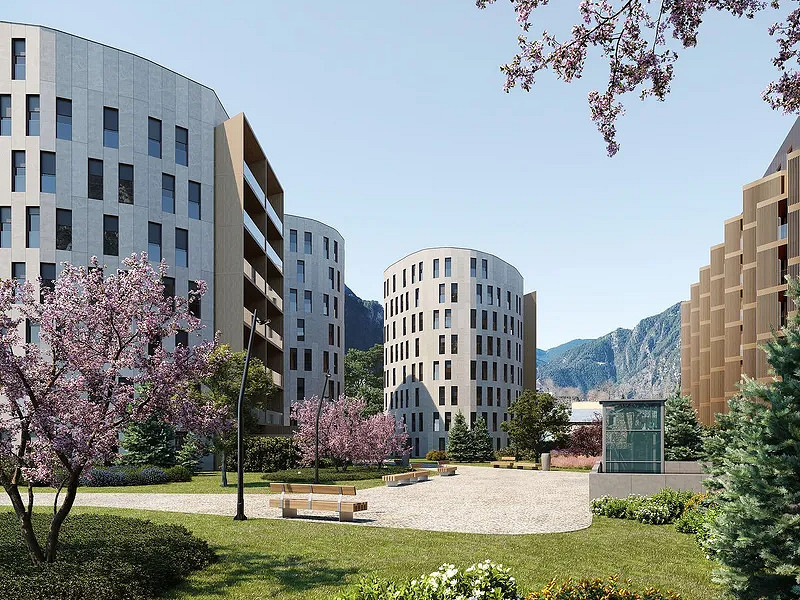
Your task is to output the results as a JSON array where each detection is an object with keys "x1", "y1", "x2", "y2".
[
  {"x1": 344, "y1": 286, "x2": 384, "y2": 352},
  {"x1": 537, "y1": 339, "x2": 595, "y2": 365},
  {"x1": 537, "y1": 302, "x2": 682, "y2": 399}
]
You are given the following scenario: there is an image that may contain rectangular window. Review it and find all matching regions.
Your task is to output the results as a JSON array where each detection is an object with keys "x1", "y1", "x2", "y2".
[
  {"x1": 175, "y1": 228, "x2": 188, "y2": 267},
  {"x1": 433, "y1": 309, "x2": 440, "y2": 329},
  {"x1": 471, "y1": 361, "x2": 477, "y2": 381},
  {"x1": 289, "y1": 288, "x2": 298, "y2": 311},
  {"x1": 444, "y1": 309, "x2": 452, "y2": 328},
  {"x1": 297, "y1": 377, "x2": 305, "y2": 401},
  {"x1": 445, "y1": 411, "x2": 451, "y2": 431},
  {"x1": 187, "y1": 181, "x2": 202, "y2": 219},
  {"x1": 26, "y1": 207, "x2": 39, "y2": 248},
  {"x1": 451, "y1": 334, "x2": 458, "y2": 354},
  {"x1": 40, "y1": 152, "x2": 56, "y2": 193},
  {"x1": 304, "y1": 231, "x2": 312, "y2": 254},
  {"x1": 0, "y1": 207, "x2": 11, "y2": 248},
  {"x1": 323, "y1": 351, "x2": 330, "y2": 373},
  {"x1": 0, "y1": 95, "x2": 10, "y2": 136},
  {"x1": 12, "y1": 263, "x2": 25, "y2": 302},
  {"x1": 439, "y1": 387, "x2": 446, "y2": 406},
  {"x1": 40, "y1": 263, "x2": 56, "y2": 301},
  {"x1": 175, "y1": 330, "x2": 189, "y2": 347},
  {"x1": 439, "y1": 334, "x2": 446, "y2": 355},
  {"x1": 55, "y1": 209, "x2": 72, "y2": 251},
  {"x1": 328, "y1": 267, "x2": 335, "y2": 289},
  {"x1": 470, "y1": 257, "x2": 477, "y2": 277},
  {"x1": 439, "y1": 283, "x2": 445, "y2": 303},
  {"x1": 103, "y1": 215, "x2": 119, "y2": 256},
  {"x1": 25, "y1": 320, "x2": 39, "y2": 345},
  {"x1": 56, "y1": 98, "x2": 72, "y2": 140},
  {"x1": 323, "y1": 294, "x2": 330, "y2": 316},
  {"x1": 175, "y1": 126, "x2": 188, "y2": 166},
  {"x1": 329, "y1": 324, "x2": 334, "y2": 345},
  {"x1": 188, "y1": 281, "x2": 201, "y2": 318},
  {"x1": 482, "y1": 310, "x2": 488, "y2": 329},
  {"x1": 148, "y1": 117, "x2": 162, "y2": 158},
  {"x1": 481, "y1": 259, "x2": 488, "y2": 278},
  {"x1": 118, "y1": 163, "x2": 134, "y2": 204},
  {"x1": 482, "y1": 361, "x2": 488, "y2": 381},
  {"x1": 12, "y1": 151, "x2": 26, "y2": 192},
  {"x1": 445, "y1": 257, "x2": 452, "y2": 277},
  {"x1": 476, "y1": 335, "x2": 483, "y2": 354},
  {"x1": 297, "y1": 319, "x2": 305, "y2": 341},
  {"x1": 12, "y1": 39, "x2": 25, "y2": 80},
  {"x1": 433, "y1": 361, "x2": 440, "y2": 380},
  {"x1": 451, "y1": 282, "x2": 458, "y2": 302},
  {"x1": 297, "y1": 260, "x2": 305, "y2": 283},
  {"x1": 162, "y1": 173, "x2": 175, "y2": 213},
  {"x1": 445, "y1": 360, "x2": 452, "y2": 380},
  {"x1": 334, "y1": 296, "x2": 339, "y2": 318},
  {"x1": 451, "y1": 386, "x2": 458, "y2": 405},
  {"x1": 477, "y1": 386, "x2": 483, "y2": 405},
  {"x1": 148, "y1": 222, "x2": 161, "y2": 261},
  {"x1": 26, "y1": 95, "x2": 39, "y2": 136},
  {"x1": 88, "y1": 158, "x2": 103, "y2": 199},
  {"x1": 488, "y1": 285, "x2": 493, "y2": 305},
  {"x1": 103, "y1": 107, "x2": 119, "y2": 148},
  {"x1": 333, "y1": 240, "x2": 339, "y2": 262},
  {"x1": 290, "y1": 348, "x2": 298, "y2": 370},
  {"x1": 433, "y1": 258, "x2": 440, "y2": 278},
  {"x1": 334, "y1": 353, "x2": 339, "y2": 375},
  {"x1": 304, "y1": 349, "x2": 313, "y2": 372},
  {"x1": 304, "y1": 290, "x2": 312, "y2": 313},
  {"x1": 470, "y1": 309, "x2": 477, "y2": 329},
  {"x1": 290, "y1": 229, "x2": 298, "y2": 252},
  {"x1": 323, "y1": 236, "x2": 330, "y2": 259}
]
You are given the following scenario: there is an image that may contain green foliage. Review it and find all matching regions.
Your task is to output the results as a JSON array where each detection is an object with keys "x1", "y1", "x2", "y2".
[
  {"x1": 664, "y1": 394, "x2": 704, "y2": 461},
  {"x1": 120, "y1": 417, "x2": 176, "y2": 468},
  {"x1": 590, "y1": 489, "x2": 695, "y2": 525},
  {"x1": 425, "y1": 450, "x2": 448, "y2": 461},
  {"x1": 344, "y1": 344, "x2": 384, "y2": 416},
  {"x1": 470, "y1": 417, "x2": 496, "y2": 461},
  {"x1": 501, "y1": 390, "x2": 571, "y2": 460},
  {"x1": 701, "y1": 276, "x2": 800, "y2": 600},
  {"x1": 81, "y1": 464, "x2": 185, "y2": 487},
  {"x1": 261, "y1": 465, "x2": 410, "y2": 484},
  {"x1": 227, "y1": 436, "x2": 300, "y2": 473},
  {"x1": 526, "y1": 575, "x2": 685, "y2": 600},
  {"x1": 164, "y1": 465, "x2": 192, "y2": 482},
  {"x1": 0, "y1": 513, "x2": 215, "y2": 600},
  {"x1": 175, "y1": 432, "x2": 204, "y2": 473},
  {"x1": 446, "y1": 412, "x2": 472, "y2": 462}
]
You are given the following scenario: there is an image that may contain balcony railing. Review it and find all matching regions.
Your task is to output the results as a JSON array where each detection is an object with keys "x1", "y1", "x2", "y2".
[
  {"x1": 243, "y1": 162, "x2": 283, "y2": 237},
  {"x1": 243, "y1": 210, "x2": 283, "y2": 272},
  {"x1": 243, "y1": 306, "x2": 283, "y2": 350},
  {"x1": 243, "y1": 258, "x2": 283, "y2": 311},
  {"x1": 779, "y1": 222, "x2": 788, "y2": 240}
]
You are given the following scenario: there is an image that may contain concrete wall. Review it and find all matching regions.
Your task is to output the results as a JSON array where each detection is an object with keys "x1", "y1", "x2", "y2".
[{"x1": 589, "y1": 461, "x2": 709, "y2": 499}]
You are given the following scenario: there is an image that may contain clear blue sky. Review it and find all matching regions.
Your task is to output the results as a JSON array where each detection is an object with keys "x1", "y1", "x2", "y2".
[{"x1": 7, "y1": 0, "x2": 796, "y2": 348}]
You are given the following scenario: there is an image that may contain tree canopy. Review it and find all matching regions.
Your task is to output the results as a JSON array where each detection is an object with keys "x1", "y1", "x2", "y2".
[
  {"x1": 664, "y1": 394, "x2": 704, "y2": 461},
  {"x1": 501, "y1": 389, "x2": 571, "y2": 459},
  {"x1": 344, "y1": 344, "x2": 384, "y2": 416}
]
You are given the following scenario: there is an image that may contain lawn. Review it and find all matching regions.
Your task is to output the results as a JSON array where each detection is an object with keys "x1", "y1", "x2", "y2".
[{"x1": 61, "y1": 508, "x2": 718, "y2": 600}]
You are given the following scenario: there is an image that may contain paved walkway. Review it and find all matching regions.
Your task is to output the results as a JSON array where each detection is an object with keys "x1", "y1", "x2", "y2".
[{"x1": 2, "y1": 467, "x2": 591, "y2": 534}]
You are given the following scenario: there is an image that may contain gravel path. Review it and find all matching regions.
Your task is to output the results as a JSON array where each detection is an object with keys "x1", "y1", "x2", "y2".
[{"x1": 1, "y1": 467, "x2": 591, "y2": 535}]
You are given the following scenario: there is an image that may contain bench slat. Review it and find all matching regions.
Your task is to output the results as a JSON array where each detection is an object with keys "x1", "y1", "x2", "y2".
[
  {"x1": 268, "y1": 483, "x2": 357, "y2": 495},
  {"x1": 268, "y1": 497, "x2": 368, "y2": 512}
]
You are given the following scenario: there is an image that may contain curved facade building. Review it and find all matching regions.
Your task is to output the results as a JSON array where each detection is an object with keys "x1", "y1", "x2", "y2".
[
  {"x1": 383, "y1": 248, "x2": 537, "y2": 457},
  {"x1": 0, "y1": 23, "x2": 286, "y2": 426},
  {"x1": 283, "y1": 214, "x2": 345, "y2": 421}
]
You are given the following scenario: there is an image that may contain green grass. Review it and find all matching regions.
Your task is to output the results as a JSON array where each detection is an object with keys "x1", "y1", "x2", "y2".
[{"x1": 57, "y1": 508, "x2": 718, "y2": 600}]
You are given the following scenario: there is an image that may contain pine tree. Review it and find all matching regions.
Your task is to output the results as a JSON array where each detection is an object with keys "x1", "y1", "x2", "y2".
[
  {"x1": 121, "y1": 417, "x2": 176, "y2": 468},
  {"x1": 470, "y1": 417, "x2": 495, "y2": 461},
  {"x1": 447, "y1": 412, "x2": 473, "y2": 462},
  {"x1": 664, "y1": 394, "x2": 704, "y2": 460},
  {"x1": 704, "y1": 277, "x2": 800, "y2": 600},
  {"x1": 501, "y1": 390, "x2": 570, "y2": 460}
]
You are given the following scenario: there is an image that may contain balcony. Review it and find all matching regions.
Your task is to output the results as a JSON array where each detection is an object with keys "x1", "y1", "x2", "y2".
[
  {"x1": 243, "y1": 209, "x2": 283, "y2": 272},
  {"x1": 243, "y1": 162, "x2": 283, "y2": 237},
  {"x1": 243, "y1": 258, "x2": 283, "y2": 312},
  {"x1": 243, "y1": 306, "x2": 283, "y2": 351}
]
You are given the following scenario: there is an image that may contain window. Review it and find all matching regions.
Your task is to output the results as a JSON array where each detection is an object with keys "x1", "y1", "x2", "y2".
[
  {"x1": 304, "y1": 231, "x2": 312, "y2": 254},
  {"x1": 297, "y1": 377, "x2": 305, "y2": 401},
  {"x1": 451, "y1": 283, "x2": 458, "y2": 302},
  {"x1": 304, "y1": 349, "x2": 313, "y2": 372},
  {"x1": 471, "y1": 360, "x2": 477, "y2": 380},
  {"x1": 188, "y1": 281, "x2": 201, "y2": 318},
  {"x1": 56, "y1": 98, "x2": 72, "y2": 140},
  {"x1": 477, "y1": 335, "x2": 483, "y2": 354},
  {"x1": 451, "y1": 386, "x2": 458, "y2": 405},
  {"x1": 451, "y1": 334, "x2": 458, "y2": 354},
  {"x1": 470, "y1": 309, "x2": 477, "y2": 329},
  {"x1": 26, "y1": 95, "x2": 40, "y2": 136},
  {"x1": 175, "y1": 330, "x2": 189, "y2": 347},
  {"x1": 439, "y1": 283, "x2": 445, "y2": 303},
  {"x1": 482, "y1": 310, "x2": 488, "y2": 329},
  {"x1": 329, "y1": 324, "x2": 334, "y2": 345},
  {"x1": 445, "y1": 411, "x2": 451, "y2": 431},
  {"x1": 470, "y1": 257, "x2": 477, "y2": 277},
  {"x1": 26, "y1": 320, "x2": 39, "y2": 345},
  {"x1": 323, "y1": 294, "x2": 330, "y2": 316},
  {"x1": 433, "y1": 310, "x2": 440, "y2": 329},
  {"x1": 175, "y1": 228, "x2": 188, "y2": 267},
  {"x1": 297, "y1": 260, "x2": 305, "y2": 283},
  {"x1": 334, "y1": 240, "x2": 339, "y2": 262},
  {"x1": 433, "y1": 258, "x2": 440, "y2": 278},
  {"x1": 477, "y1": 386, "x2": 483, "y2": 405},
  {"x1": 297, "y1": 319, "x2": 305, "y2": 341},
  {"x1": 88, "y1": 159, "x2": 103, "y2": 199},
  {"x1": 439, "y1": 334, "x2": 446, "y2": 354},
  {"x1": 175, "y1": 126, "x2": 188, "y2": 166},
  {"x1": 103, "y1": 215, "x2": 119, "y2": 256},
  {"x1": 289, "y1": 348, "x2": 298, "y2": 370},
  {"x1": 177, "y1": 184, "x2": 197, "y2": 224},
  {"x1": 103, "y1": 107, "x2": 119, "y2": 148},
  {"x1": 12, "y1": 151, "x2": 25, "y2": 192},
  {"x1": 55, "y1": 209, "x2": 72, "y2": 251},
  {"x1": 445, "y1": 257, "x2": 452, "y2": 277},
  {"x1": 12, "y1": 262, "x2": 25, "y2": 302},
  {"x1": 334, "y1": 296, "x2": 339, "y2": 318},
  {"x1": 162, "y1": 174, "x2": 175, "y2": 213},
  {"x1": 328, "y1": 267, "x2": 335, "y2": 289},
  {"x1": 148, "y1": 117, "x2": 162, "y2": 158},
  {"x1": 433, "y1": 361, "x2": 440, "y2": 380},
  {"x1": 0, "y1": 95, "x2": 10, "y2": 136},
  {"x1": 40, "y1": 152, "x2": 56, "y2": 193},
  {"x1": 324, "y1": 236, "x2": 330, "y2": 259},
  {"x1": 12, "y1": 39, "x2": 25, "y2": 80},
  {"x1": 26, "y1": 207, "x2": 39, "y2": 248},
  {"x1": 439, "y1": 387, "x2": 446, "y2": 406},
  {"x1": 163, "y1": 276, "x2": 176, "y2": 306},
  {"x1": 488, "y1": 285, "x2": 493, "y2": 305},
  {"x1": 290, "y1": 229, "x2": 298, "y2": 252},
  {"x1": 481, "y1": 259, "x2": 488, "y2": 278},
  {"x1": 334, "y1": 352, "x2": 339, "y2": 375},
  {"x1": 445, "y1": 360, "x2": 452, "y2": 380},
  {"x1": 289, "y1": 289, "x2": 298, "y2": 311},
  {"x1": 0, "y1": 207, "x2": 10, "y2": 248},
  {"x1": 118, "y1": 164, "x2": 134, "y2": 204},
  {"x1": 304, "y1": 290, "x2": 312, "y2": 313},
  {"x1": 415, "y1": 288, "x2": 420, "y2": 308},
  {"x1": 148, "y1": 222, "x2": 161, "y2": 261},
  {"x1": 445, "y1": 309, "x2": 452, "y2": 328},
  {"x1": 40, "y1": 263, "x2": 56, "y2": 301}
]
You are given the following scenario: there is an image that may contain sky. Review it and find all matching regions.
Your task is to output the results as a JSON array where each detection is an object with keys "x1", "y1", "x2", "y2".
[{"x1": 5, "y1": 0, "x2": 797, "y2": 348}]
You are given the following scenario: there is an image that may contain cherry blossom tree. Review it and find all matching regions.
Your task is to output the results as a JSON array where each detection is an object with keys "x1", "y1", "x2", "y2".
[
  {"x1": 290, "y1": 396, "x2": 408, "y2": 470},
  {"x1": 0, "y1": 254, "x2": 227, "y2": 564},
  {"x1": 477, "y1": 0, "x2": 800, "y2": 155}
]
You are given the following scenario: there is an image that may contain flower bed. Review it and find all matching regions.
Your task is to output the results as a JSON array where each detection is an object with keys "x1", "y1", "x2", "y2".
[{"x1": 591, "y1": 488, "x2": 696, "y2": 524}]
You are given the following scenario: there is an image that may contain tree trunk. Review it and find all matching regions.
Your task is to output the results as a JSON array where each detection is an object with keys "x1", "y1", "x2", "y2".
[
  {"x1": 221, "y1": 451, "x2": 228, "y2": 487},
  {"x1": 4, "y1": 483, "x2": 44, "y2": 564},
  {"x1": 44, "y1": 473, "x2": 80, "y2": 563}
]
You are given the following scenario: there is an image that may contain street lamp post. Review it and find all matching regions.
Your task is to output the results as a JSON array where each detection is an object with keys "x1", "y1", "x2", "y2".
[
  {"x1": 234, "y1": 308, "x2": 269, "y2": 521},
  {"x1": 314, "y1": 372, "x2": 332, "y2": 485}
]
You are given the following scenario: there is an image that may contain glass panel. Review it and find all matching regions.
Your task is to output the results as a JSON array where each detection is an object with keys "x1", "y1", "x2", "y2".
[{"x1": 56, "y1": 98, "x2": 71, "y2": 140}]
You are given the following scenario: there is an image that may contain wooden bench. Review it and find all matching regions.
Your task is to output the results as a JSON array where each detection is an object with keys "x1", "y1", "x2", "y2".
[
  {"x1": 438, "y1": 465, "x2": 457, "y2": 476},
  {"x1": 490, "y1": 457, "x2": 516, "y2": 468},
  {"x1": 382, "y1": 469, "x2": 430, "y2": 487},
  {"x1": 514, "y1": 461, "x2": 538, "y2": 470},
  {"x1": 268, "y1": 483, "x2": 367, "y2": 522}
]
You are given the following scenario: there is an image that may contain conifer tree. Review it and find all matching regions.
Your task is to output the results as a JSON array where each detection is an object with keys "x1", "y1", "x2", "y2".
[
  {"x1": 121, "y1": 417, "x2": 176, "y2": 468},
  {"x1": 664, "y1": 394, "x2": 704, "y2": 461},
  {"x1": 447, "y1": 412, "x2": 473, "y2": 462},
  {"x1": 470, "y1": 417, "x2": 495, "y2": 462},
  {"x1": 703, "y1": 277, "x2": 800, "y2": 600}
]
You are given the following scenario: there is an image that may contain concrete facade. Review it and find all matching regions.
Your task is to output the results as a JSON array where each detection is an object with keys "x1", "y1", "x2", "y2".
[
  {"x1": 283, "y1": 214, "x2": 345, "y2": 422},
  {"x1": 382, "y1": 247, "x2": 536, "y2": 457},
  {"x1": 589, "y1": 461, "x2": 709, "y2": 499}
]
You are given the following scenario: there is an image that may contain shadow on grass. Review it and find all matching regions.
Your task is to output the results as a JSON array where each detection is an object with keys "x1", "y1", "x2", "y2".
[{"x1": 172, "y1": 551, "x2": 359, "y2": 597}]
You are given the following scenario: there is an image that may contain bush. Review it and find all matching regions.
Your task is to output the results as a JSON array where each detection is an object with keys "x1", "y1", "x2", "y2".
[
  {"x1": 262, "y1": 465, "x2": 410, "y2": 484},
  {"x1": 165, "y1": 465, "x2": 192, "y2": 482},
  {"x1": 0, "y1": 513, "x2": 215, "y2": 600},
  {"x1": 674, "y1": 507, "x2": 707, "y2": 534},
  {"x1": 227, "y1": 436, "x2": 300, "y2": 473},
  {"x1": 80, "y1": 468, "x2": 126, "y2": 487},
  {"x1": 339, "y1": 560, "x2": 519, "y2": 600},
  {"x1": 138, "y1": 466, "x2": 170, "y2": 485},
  {"x1": 425, "y1": 450, "x2": 448, "y2": 461},
  {"x1": 526, "y1": 575, "x2": 684, "y2": 600},
  {"x1": 175, "y1": 432, "x2": 204, "y2": 473},
  {"x1": 591, "y1": 489, "x2": 695, "y2": 525}
]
